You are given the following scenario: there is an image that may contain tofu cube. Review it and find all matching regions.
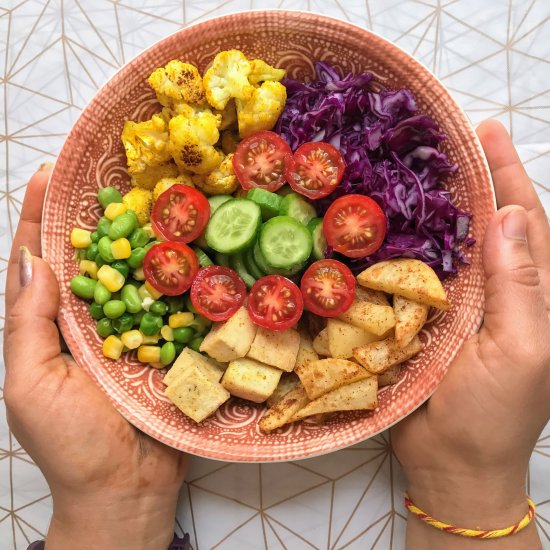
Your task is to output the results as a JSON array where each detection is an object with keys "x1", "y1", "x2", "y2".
[
  {"x1": 246, "y1": 327, "x2": 300, "y2": 372},
  {"x1": 222, "y1": 358, "x2": 283, "y2": 403},
  {"x1": 164, "y1": 347, "x2": 226, "y2": 386},
  {"x1": 200, "y1": 307, "x2": 257, "y2": 362}
]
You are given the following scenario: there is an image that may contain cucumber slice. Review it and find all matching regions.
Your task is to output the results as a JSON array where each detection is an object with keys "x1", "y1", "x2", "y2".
[
  {"x1": 246, "y1": 188, "x2": 282, "y2": 220},
  {"x1": 192, "y1": 246, "x2": 214, "y2": 267},
  {"x1": 279, "y1": 193, "x2": 317, "y2": 226},
  {"x1": 307, "y1": 217, "x2": 328, "y2": 260},
  {"x1": 253, "y1": 241, "x2": 305, "y2": 277},
  {"x1": 215, "y1": 252, "x2": 230, "y2": 267},
  {"x1": 244, "y1": 248, "x2": 265, "y2": 279},
  {"x1": 208, "y1": 194, "x2": 233, "y2": 213},
  {"x1": 229, "y1": 252, "x2": 256, "y2": 289},
  {"x1": 276, "y1": 185, "x2": 295, "y2": 197},
  {"x1": 259, "y1": 216, "x2": 312, "y2": 270},
  {"x1": 205, "y1": 199, "x2": 261, "y2": 254}
]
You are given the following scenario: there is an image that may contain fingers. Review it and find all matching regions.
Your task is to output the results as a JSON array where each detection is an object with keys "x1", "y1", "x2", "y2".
[{"x1": 6, "y1": 166, "x2": 52, "y2": 315}]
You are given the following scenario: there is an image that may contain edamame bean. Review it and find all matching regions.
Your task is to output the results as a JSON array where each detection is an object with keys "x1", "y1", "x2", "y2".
[
  {"x1": 86, "y1": 243, "x2": 99, "y2": 261},
  {"x1": 90, "y1": 302, "x2": 105, "y2": 320},
  {"x1": 108, "y1": 213, "x2": 137, "y2": 240},
  {"x1": 189, "y1": 336, "x2": 204, "y2": 352},
  {"x1": 95, "y1": 255, "x2": 107, "y2": 268},
  {"x1": 172, "y1": 327, "x2": 194, "y2": 344},
  {"x1": 70, "y1": 275, "x2": 97, "y2": 299},
  {"x1": 98, "y1": 236, "x2": 115, "y2": 262},
  {"x1": 166, "y1": 295, "x2": 185, "y2": 314},
  {"x1": 121, "y1": 285, "x2": 142, "y2": 314},
  {"x1": 149, "y1": 300, "x2": 168, "y2": 316},
  {"x1": 103, "y1": 300, "x2": 126, "y2": 319},
  {"x1": 96, "y1": 318, "x2": 114, "y2": 338},
  {"x1": 173, "y1": 342, "x2": 184, "y2": 356},
  {"x1": 128, "y1": 228, "x2": 150, "y2": 249},
  {"x1": 96, "y1": 217, "x2": 112, "y2": 239},
  {"x1": 98, "y1": 186, "x2": 123, "y2": 209},
  {"x1": 160, "y1": 342, "x2": 176, "y2": 366},
  {"x1": 184, "y1": 294, "x2": 198, "y2": 314},
  {"x1": 140, "y1": 312, "x2": 163, "y2": 336},
  {"x1": 90, "y1": 231, "x2": 99, "y2": 243},
  {"x1": 94, "y1": 282, "x2": 111, "y2": 305},
  {"x1": 127, "y1": 247, "x2": 146, "y2": 269},
  {"x1": 133, "y1": 310, "x2": 145, "y2": 325},
  {"x1": 111, "y1": 260, "x2": 130, "y2": 279},
  {"x1": 112, "y1": 313, "x2": 134, "y2": 333},
  {"x1": 126, "y1": 210, "x2": 139, "y2": 228}
]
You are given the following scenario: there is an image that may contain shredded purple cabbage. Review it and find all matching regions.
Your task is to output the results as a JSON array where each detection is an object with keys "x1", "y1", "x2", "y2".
[{"x1": 276, "y1": 62, "x2": 473, "y2": 278}]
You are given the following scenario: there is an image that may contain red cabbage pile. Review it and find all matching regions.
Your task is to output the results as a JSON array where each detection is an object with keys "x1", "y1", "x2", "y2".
[{"x1": 276, "y1": 62, "x2": 473, "y2": 277}]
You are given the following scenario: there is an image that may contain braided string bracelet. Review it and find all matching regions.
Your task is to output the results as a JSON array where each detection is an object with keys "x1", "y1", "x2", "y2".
[{"x1": 404, "y1": 494, "x2": 536, "y2": 539}]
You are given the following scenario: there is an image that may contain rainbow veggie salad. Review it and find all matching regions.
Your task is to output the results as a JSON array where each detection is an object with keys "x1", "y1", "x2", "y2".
[{"x1": 68, "y1": 50, "x2": 468, "y2": 427}]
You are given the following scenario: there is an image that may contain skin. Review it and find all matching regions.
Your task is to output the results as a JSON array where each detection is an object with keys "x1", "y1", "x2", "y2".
[{"x1": 3, "y1": 120, "x2": 549, "y2": 549}]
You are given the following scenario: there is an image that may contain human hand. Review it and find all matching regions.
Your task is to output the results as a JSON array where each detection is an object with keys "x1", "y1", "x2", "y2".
[
  {"x1": 392, "y1": 120, "x2": 550, "y2": 548},
  {"x1": 3, "y1": 166, "x2": 188, "y2": 550}
]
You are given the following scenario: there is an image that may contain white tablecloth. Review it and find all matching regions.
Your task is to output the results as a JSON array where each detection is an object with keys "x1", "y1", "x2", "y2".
[{"x1": 1, "y1": 1, "x2": 549, "y2": 548}]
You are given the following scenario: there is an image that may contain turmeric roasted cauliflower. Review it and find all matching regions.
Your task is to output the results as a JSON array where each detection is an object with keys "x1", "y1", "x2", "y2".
[
  {"x1": 169, "y1": 112, "x2": 223, "y2": 174},
  {"x1": 148, "y1": 60, "x2": 205, "y2": 107},
  {"x1": 194, "y1": 153, "x2": 238, "y2": 195},
  {"x1": 122, "y1": 188, "x2": 153, "y2": 225},
  {"x1": 236, "y1": 81, "x2": 287, "y2": 138},
  {"x1": 217, "y1": 100, "x2": 237, "y2": 131},
  {"x1": 203, "y1": 50, "x2": 254, "y2": 111},
  {"x1": 220, "y1": 129, "x2": 240, "y2": 155},
  {"x1": 129, "y1": 163, "x2": 179, "y2": 190},
  {"x1": 248, "y1": 59, "x2": 286, "y2": 85},
  {"x1": 153, "y1": 174, "x2": 195, "y2": 201}
]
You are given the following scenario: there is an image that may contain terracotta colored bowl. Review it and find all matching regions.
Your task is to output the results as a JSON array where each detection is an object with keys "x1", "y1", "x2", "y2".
[{"x1": 42, "y1": 11, "x2": 493, "y2": 462}]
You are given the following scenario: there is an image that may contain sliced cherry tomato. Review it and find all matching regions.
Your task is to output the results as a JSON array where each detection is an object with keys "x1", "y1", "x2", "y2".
[
  {"x1": 300, "y1": 260, "x2": 355, "y2": 317},
  {"x1": 151, "y1": 184, "x2": 210, "y2": 243},
  {"x1": 233, "y1": 131, "x2": 292, "y2": 192},
  {"x1": 143, "y1": 241, "x2": 198, "y2": 296},
  {"x1": 190, "y1": 266, "x2": 246, "y2": 322},
  {"x1": 247, "y1": 275, "x2": 303, "y2": 331},
  {"x1": 285, "y1": 142, "x2": 345, "y2": 199},
  {"x1": 323, "y1": 194, "x2": 387, "y2": 258}
]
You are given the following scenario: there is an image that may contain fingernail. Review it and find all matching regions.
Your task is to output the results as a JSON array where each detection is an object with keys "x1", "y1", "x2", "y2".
[
  {"x1": 38, "y1": 161, "x2": 54, "y2": 172},
  {"x1": 19, "y1": 246, "x2": 33, "y2": 288},
  {"x1": 502, "y1": 207, "x2": 527, "y2": 241}
]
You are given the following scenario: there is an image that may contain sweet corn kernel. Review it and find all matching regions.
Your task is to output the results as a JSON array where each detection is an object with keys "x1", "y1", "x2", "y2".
[
  {"x1": 103, "y1": 335, "x2": 123, "y2": 360},
  {"x1": 71, "y1": 228, "x2": 92, "y2": 248},
  {"x1": 140, "y1": 331, "x2": 160, "y2": 344},
  {"x1": 120, "y1": 330, "x2": 143, "y2": 349},
  {"x1": 160, "y1": 325, "x2": 174, "y2": 341},
  {"x1": 97, "y1": 265, "x2": 125, "y2": 292},
  {"x1": 168, "y1": 312, "x2": 194, "y2": 328},
  {"x1": 138, "y1": 284, "x2": 153, "y2": 301},
  {"x1": 144, "y1": 280, "x2": 163, "y2": 300},
  {"x1": 104, "y1": 202, "x2": 127, "y2": 220},
  {"x1": 149, "y1": 362, "x2": 165, "y2": 369},
  {"x1": 133, "y1": 267, "x2": 145, "y2": 281},
  {"x1": 111, "y1": 238, "x2": 131, "y2": 259},
  {"x1": 137, "y1": 345, "x2": 161, "y2": 363},
  {"x1": 79, "y1": 259, "x2": 98, "y2": 279}
]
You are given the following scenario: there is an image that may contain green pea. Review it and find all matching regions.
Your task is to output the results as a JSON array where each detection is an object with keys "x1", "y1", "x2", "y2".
[
  {"x1": 185, "y1": 294, "x2": 198, "y2": 314},
  {"x1": 127, "y1": 247, "x2": 146, "y2": 269},
  {"x1": 173, "y1": 342, "x2": 184, "y2": 356},
  {"x1": 103, "y1": 300, "x2": 126, "y2": 319},
  {"x1": 166, "y1": 295, "x2": 185, "y2": 314},
  {"x1": 70, "y1": 275, "x2": 97, "y2": 299},
  {"x1": 94, "y1": 282, "x2": 111, "y2": 305},
  {"x1": 172, "y1": 327, "x2": 194, "y2": 344},
  {"x1": 86, "y1": 243, "x2": 99, "y2": 261},
  {"x1": 112, "y1": 313, "x2": 134, "y2": 334},
  {"x1": 96, "y1": 216, "x2": 112, "y2": 239},
  {"x1": 133, "y1": 310, "x2": 146, "y2": 325},
  {"x1": 98, "y1": 186, "x2": 123, "y2": 209},
  {"x1": 111, "y1": 260, "x2": 130, "y2": 279},
  {"x1": 189, "y1": 336, "x2": 204, "y2": 352},
  {"x1": 128, "y1": 228, "x2": 150, "y2": 249},
  {"x1": 121, "y1": 284, "x2": 142, "y2": 314},
  {"x1": 96, "y1": 318, "x2": 114, "y2": 338},
  {"x1": 189, "y1": 314, "x2": 211, "y2": 336},
  {"x1": 98, "y1": 236, "x2": 114, "y2": 262},
  {"x1": 140, "y1": 312, "x2": 163, "y2": 336},
  {"x1": 160, "y1": 342, "x2": 176, "y2": 366},
  {"x1": 90, "y1": 231, "x2": 99, "y2": 243},
  {"x1": 95, "y1": 255, "x2": 107, "y2": 268},
  {"x1": 149, "y1": 300, "x2": 168, "y2": 316},
  {"x1": 108, "y1": 213, "x2": 137, "y2": 240},
  {"x1": 90, "y1": 302, "x2": 105, "y2": 320}
]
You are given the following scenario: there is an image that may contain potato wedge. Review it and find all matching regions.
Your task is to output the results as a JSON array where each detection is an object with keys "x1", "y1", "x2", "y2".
[
  {"x1": 164, "y1": 347, "x2": 225, "y2": 386},
  {"x1": 292, "y1": 376, "x2": 378, "y2": 420},
  {"x1": 353, "y1": 335, "x2": 423, "y2": 374},
  {"x1": 294, "y1": 330, "x2": 319, "y2": 371},
  {"x1": 259, "y1": 386, "x2": 309, "y2": 433},
  {"x1": 394, "y1": 295, "x2": 429, "y2": 348},
  {"x1": 267, "y1": 373, "x2": 301, "y2": 407},
  {"x1": 327, "y1": 319, "x2": 380, "y2": 359},
  {"x1": 312, "y1": 327, "x2": 330, "y2": 356},
  {"x1": 294, "y1": 357, "x2": 371, "y2": 400},
  {"x1": 222, "y1": 357, "x2": 282, "y2": 403},
  {"x1": 247, "y1": 327, "x2": 300, "y2": 372},
  {"x1": 377, "y1": 365, "x2": 401, "y2": 386},
  {"x1": 357, "y1": 259, "x2": 450, "y2": 310}
]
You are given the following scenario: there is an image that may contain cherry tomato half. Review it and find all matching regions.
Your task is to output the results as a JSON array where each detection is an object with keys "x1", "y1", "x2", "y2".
[
  {"x1": 300, "y1": 260, "x2": 355, "y2": 317},
  {"x1": 151, "y1": 184, "x2": 210, "y2": 243},
  {"x1": 247, "y1": 275, "x2": 303, "y2": 331},
  {"x1": 233, "y1": 131, "x2": 292, "y2": 192},
  {"x1": 285, "y1": 142, "x2": 345, "y2": 199},
  {"x1": 323, "y1": 194, "x2": 387, "y2": 258},
  {"x1": 143, "y1": 241, "x2": 198, "y2": 296},
  {"x1": 190, "y1": 266, "x2": 247, "y2": 322}
]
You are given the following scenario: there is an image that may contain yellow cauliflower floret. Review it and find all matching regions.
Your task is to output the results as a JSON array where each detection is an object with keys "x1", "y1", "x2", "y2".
[
  {"x1": 147, "y1": 60, "x2": 205, "y2": 107},
  {"x1": 194, "y1": 154, "x2": 238, "y2": 195},
  {"x1": 217, "y1": 100, "x2": 237, "y2": 131},
  {"x1": 153, "y1": 174, "x2": 195, "y2": 201},
  {"x1": 220, "y1": 130, "x2": 240, "y2": 155},
  {"x1": 121, "y1": 114, "x2": 172, "y2": 175},
  {"x1": 248, "y1": 59, "x2": 286, "y2": 85},
  {"x1": 130, "y1": 163, "x2": 179, "y2": 190},
  {"x1": 203, "y1": 50, "x2": 254, "y2": 111},
  {"x1": 122, "y1": 188, "x2": 153, "y2": 225},
  {"x1": 169, "y1": 113, "x2": 223, "y2": 174},
  {"x1": 236, "y1": 81, "x2": 287, "y2": 138}
]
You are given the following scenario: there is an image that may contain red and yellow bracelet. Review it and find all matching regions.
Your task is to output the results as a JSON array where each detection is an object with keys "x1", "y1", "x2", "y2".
[{"x1": 404, "y1": 493, "x2": 536, "y2": 539}]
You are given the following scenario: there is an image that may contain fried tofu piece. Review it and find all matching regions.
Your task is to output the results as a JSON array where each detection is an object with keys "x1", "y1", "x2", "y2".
[
  {"x1": 353, "y1": 335, "x2": 423, "y2": 374},
  {"x1": 199, "y1": 307, "x2": 257, "y2": 362},
  {"x1": 259, "y1": 386, "x2": 310, "y2": 433},
  {"x1": 222, "y1": 358, "x2": 283, "y2": 403},
  {"x1": 294, "y1": 331, "x2": 319, "y2": 371},
  {"x1": 393, "y1": 295, "x2": 429, "y2": 348},
  {"x1": 246, "y1": 327, "x2": 300, "y2": 372},
  {"x1": 326, "y1": 319, "x2": 381, "y2": 359},
  {"x1": 312, "y1": 327, "x2": 330, "y2": 356},
  {"x1": 163, "y1": 347, "x2": 226, "y2": 386}
]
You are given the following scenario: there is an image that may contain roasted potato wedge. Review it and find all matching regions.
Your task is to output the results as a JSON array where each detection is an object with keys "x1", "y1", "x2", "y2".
[
  {"x1": 294, "y1": 330, "x2": 319, "y2": 371},
  {"x1": 393, "y1": 295, "x2": 429, "y2": 348},
  {"x1": 327, "y1": 319, "x2": 380, "y2": 359},
  {"x1": 377, "y1": 365, "x2": 402, "y2": 386},
  {"x1": 353, "y1": 335, "x2": 423, "y2": 374},
  {"x1": 259, "y1": 386, "x2": 309, "y2": 433},
  {"x1": 312, "y1": 327, "x2": 330, "y2": 356},
  {"x1": 266, "y1": 373, "x2": 301, "y2": 408}
]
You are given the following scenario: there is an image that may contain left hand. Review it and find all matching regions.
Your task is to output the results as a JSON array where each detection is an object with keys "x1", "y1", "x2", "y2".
[{"x1": 3, "y1": 165, "x2": 188, "y2": 550}]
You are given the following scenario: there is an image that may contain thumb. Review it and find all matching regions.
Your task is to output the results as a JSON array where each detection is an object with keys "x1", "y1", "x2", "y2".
[{"x1": 482, "y1": 205, "x2": 546, "y2": 341}]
